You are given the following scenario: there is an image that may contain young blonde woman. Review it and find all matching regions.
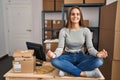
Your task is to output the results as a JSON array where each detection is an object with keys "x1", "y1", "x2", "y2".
[{"x1": 47, "y1": 6, "x2": 108, "y2": 78}]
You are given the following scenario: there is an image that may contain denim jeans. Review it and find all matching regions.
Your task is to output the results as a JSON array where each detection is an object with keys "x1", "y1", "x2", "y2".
[{"x1": 51, "y1": 51, "x2": 103, "y2": 76}]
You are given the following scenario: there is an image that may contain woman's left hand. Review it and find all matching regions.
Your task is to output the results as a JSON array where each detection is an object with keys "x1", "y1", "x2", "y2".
[{"x1": 96, "y1": 49, "x2": 108, "y2": 58}]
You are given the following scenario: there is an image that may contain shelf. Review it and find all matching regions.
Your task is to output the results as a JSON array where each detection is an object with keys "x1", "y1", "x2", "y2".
[
  {"x1": 42, "y1": 11, "x2": 62, "y2": 13},
  {"x1": 45, "y1": 28, "x2": 61, "y2": 31},
  {"x1": 42, "y1": 2, "x2": 106, "y2": 48},
  {"x1": 62, "y1": 3, "x2": 105, "y2": 7}
]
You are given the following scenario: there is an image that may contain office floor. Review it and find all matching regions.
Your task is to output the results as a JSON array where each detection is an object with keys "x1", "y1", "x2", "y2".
[{"x1": 0, "y1": 56, "x2": 13, "y2": 80}]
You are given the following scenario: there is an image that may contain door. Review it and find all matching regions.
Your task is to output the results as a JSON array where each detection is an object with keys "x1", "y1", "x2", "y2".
[{"x1": 6, "y1": 3, "x2": 33, "y2": 55}]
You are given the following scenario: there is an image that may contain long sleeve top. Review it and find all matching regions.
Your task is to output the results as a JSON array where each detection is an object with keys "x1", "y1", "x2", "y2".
[{"x1": 54, "y1": 27, "x2": 98, "y2": 57}]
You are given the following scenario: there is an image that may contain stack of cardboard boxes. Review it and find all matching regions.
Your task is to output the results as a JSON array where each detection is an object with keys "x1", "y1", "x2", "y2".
[
  {"x1": 45, "y1": 20, "x2": 52, "y2": 39},
  {"x1": 43, "y1": 0, "x2": 54, "y2": 11},
  {"x1": 43, "y1": 0, "x2": 105, "y2": 11},
  {"x1": 45, "y1": 20, "x2": 62, "y2": 40},
  {"x1": 99, "y1": 1, "x2": 120, "y2": 80},
  {"x1": 44, "y1": 39, "x2": 58, "y2": 53},
  {"x1": 43, "y1": 0, "x2": 64, "y2": 11},
  {"x1": 44, "y1": 20, "x2": 62, "y2": 52},
  {"x1": 45, "y1": 20, "x2": 52, "y2": 29},
  {"x1": 12, "y1": 50, "x2": 36, "y2": 73},
  {"x1": 64, "y1": 0, "x2": 105, "y2": 4},
  {"x1": 45, "y1": 31, "x2": 52, "y2": 39},
  {"x1": 45, "y1": 20, "x2": 62, "y2": 30},
  {"x1": 53, "y1": 20, "x2": 62, "y2": 29},
  {"x1": 83, "y1": 20, "x2": 89, "y2": 27},
  {"x1": 43, "y1": 39, "x2": 58, "y2": 60},
  {"x1": 85, "y1": 0, "x2": 105, "y2": 4},
  {"x1": 64, "y1": 0, "x2": 83, "y2": 4}
]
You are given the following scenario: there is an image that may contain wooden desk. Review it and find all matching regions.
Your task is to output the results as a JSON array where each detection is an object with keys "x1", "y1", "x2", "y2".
[{"x1": 4, "y1": 62, "x2": 105, "y2": 80}]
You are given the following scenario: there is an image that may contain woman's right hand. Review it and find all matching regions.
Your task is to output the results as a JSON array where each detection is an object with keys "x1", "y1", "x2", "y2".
[{"x1": 46, "y1": 50, "x2": 56, "y2": 58}]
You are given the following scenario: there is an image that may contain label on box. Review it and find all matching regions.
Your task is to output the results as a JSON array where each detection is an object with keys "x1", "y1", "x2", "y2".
[
  {"x1": 13, "y1": 62, "x2": 21, "y2": 72},
  {"x1": 45, "y1": 31, "x2": 47, "y2": 34},
  {"x1": 45, "y1": 36, "x2": 47, "y2": 38},
  {"x1": 57, "y1": 20, "x2": 60, "y2": 24},
  {"x1": 53, "y1": 20, "x2": 56, "y2": 24},
  {"x1": 45, "y1": 24, "x2": 47, "y2": 27},
  {"x1": 46, "y1": 43, "x2": 51, "y2": 49},
  {"x1": 45, "y1": 20, "x2": 47, "y2": 24}
]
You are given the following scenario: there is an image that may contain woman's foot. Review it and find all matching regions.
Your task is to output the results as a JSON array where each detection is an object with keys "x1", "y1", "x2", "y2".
[
  {"x1": 85, "y1": 68, "x2": 101, "y2": 78},
  {"x1": 59, "y1": 70, "x2": 70, "y2": 77}
]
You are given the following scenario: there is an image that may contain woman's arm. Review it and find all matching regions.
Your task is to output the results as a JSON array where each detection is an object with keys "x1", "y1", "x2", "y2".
[
  {"x1": 85, "y1": 28, "x2": 98, "y2": 56},
  {"x1": 46, "y1": 28, "x2": 66, "y2": 58},
  {"x1": 85, "y1": 28, "x2": 108, "y2": 58}
]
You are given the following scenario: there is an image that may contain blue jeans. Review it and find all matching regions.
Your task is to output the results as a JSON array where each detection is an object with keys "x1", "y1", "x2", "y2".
[{"x1": 51, "y1": 51, "x2": 103, "y2": 76}]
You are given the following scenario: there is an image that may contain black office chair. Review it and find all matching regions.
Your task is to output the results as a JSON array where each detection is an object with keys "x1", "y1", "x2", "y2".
[{"x1": 26, "y1": 42, "x2": 46, "y2": 61}]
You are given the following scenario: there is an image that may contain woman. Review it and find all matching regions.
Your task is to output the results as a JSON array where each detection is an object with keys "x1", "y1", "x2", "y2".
[{"x1": 47, "y1": 6, "x2": 108, "y2": 78}]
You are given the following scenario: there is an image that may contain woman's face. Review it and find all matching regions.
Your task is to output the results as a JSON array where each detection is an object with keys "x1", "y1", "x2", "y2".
[{"x1": 70, "y1": 8, "x2": 81, "y2": 24}]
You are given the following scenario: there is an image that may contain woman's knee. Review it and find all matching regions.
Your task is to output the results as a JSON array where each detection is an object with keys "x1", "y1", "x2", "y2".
[
  {"x1": 96, "y1": 58, "x2": 104, "y2": 67},
  {"x1": 51, "y1": 58, "x2": 60, "y2": 67}
]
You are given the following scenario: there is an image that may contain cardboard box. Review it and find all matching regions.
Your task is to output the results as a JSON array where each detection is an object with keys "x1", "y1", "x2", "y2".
[
  {"x1": 99, "y1": 29, "x2": 114, "y2": 60},
  {"x1": 100, "y1": 60, "x2": 120, "y2": 80},
  {"x1": 13, "y1": 57, "x2": 36, "y2": 73},
  {"x1": 13, "y1": 50, "x2": 34, "y2": 58},
  {"x1": 56, "y1": 0, "x2": 64, "y2": 11},
  {"x1": 99, "y1": 2, "x2": 120, "y2": 60},
  {"x1": 44, "y1": 39, "x2": 59, "y2": 52},
  {"x1": 85, "y1": 0, "x2": 105, "y2": 4},
  {"x1": 13, "y1": 50, "x2": 36, "y2": 73},
  {"x1": 44, "y1": 40, "x2": 58, "y2": 60},
  {"x1": 99, "y1": 2, "x2": 120, "y2": 80},
  {"x1": 112, "y1": 60, "x2": 120, "y2": 80},
  {"x1": 53, "y1": 20, "x2": 62, "y2": 29},
  {"x1": 83, "y1": 20, "x2": 89, "y2": 27},
  {"x1": 44, "y1": 42, "x2": 58, "y2": 52},
  {"x1": 43, "y1": 0, "x2": 64, "y2": 11},
  {"x1": 114, "y1": 32, "x2": 120, "y2": 60},
  {"x1": 45, "y1": 31, "x2": 52, "y2": 39},
  {"x1": 45, "y1": 20, "x2": 52, "y2": 29},
  {"x1": 100, "y1": 1, "x2": 120, "y2": 31},
  {"x1": 100, "y1": 58, "x2": 112, "y2": 80},
  {"x1": 115, "y1": 1, "x2": 120, "y2": 32},
  {"x1": 64, "y1": 0, "x2": 83, "y2": 4},
  {"x1": 53, "y1": 30, "x2": 60, "y2": 39},
  {"x1": 43, "y1": 0, "x2": 54, "y2": 11}
]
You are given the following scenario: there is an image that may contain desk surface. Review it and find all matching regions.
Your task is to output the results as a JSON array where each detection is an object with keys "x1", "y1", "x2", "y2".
[
  {"x1": 4, "y1": 62, "x2": 105, "y2": 80},
  {"x1": 4, "y1": 68, "x2": 59, "y2": 78}
]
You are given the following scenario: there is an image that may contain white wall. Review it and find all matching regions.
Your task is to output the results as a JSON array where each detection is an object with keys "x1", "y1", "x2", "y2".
[
  {"x1": 0, "y1": 0, "x2": 43, "y2": 57},
  {"x1": 0, "y1": 0, "x2": 6, "y2": 57},
  {"x1": 81, "y1": 7, "x2": 99, "y2": 27},
  {"x1": 106, "y1": 0, "x2": 117, "y2": 5}
]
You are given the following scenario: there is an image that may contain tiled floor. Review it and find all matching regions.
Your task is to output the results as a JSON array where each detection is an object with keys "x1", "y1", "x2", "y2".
[{"x1": 0, "y1": 56, "x2": 13, "y2": 80}]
